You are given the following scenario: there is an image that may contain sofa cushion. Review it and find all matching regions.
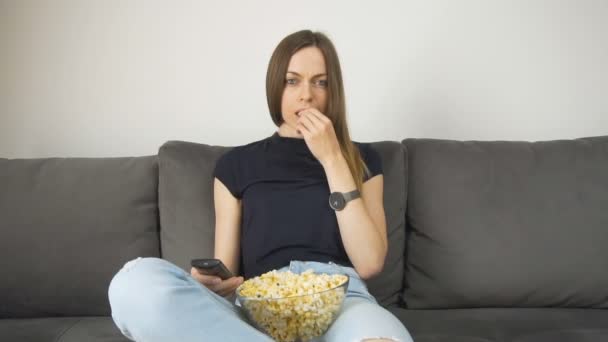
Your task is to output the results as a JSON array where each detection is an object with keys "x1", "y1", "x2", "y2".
[
  {"x1": 0, "y1": 157, "x2": 160, "y2": 318},
  {"x1": 390, "y1": 308, "x2": 608, "y2": 342},
  {"x1": 390, "y1": 307, "x2": 608, "y2": 342},
  {"x1": 363, "y1": 141, "x2": 408, "y2": 307},
  {"x1": 157, "y1": 139, "x2": 407, "y2": 307},
  {"x1": 0, "y1": 317, "x2": 130, "y2": 342},
  {"x1": 401, "y1": 136, "x2": 608, "y2": 309},
  {"x1": 157, "y1": 141, "x2": 228, "y2": 272}
]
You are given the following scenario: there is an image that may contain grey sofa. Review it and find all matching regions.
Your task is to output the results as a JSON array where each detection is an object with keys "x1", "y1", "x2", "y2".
[{"x1": 1, "y1": 135, "x2": 607, "y2": 342}]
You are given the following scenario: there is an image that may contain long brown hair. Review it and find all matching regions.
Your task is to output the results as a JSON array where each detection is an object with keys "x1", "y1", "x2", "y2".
[{"x1": 266, "y1": 30, "x2": 371, "y2": 191}]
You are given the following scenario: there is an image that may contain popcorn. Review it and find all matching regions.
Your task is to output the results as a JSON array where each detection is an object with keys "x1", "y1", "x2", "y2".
[{"x1": 237, "y1": 269, "x2": 349, "y2": 342}]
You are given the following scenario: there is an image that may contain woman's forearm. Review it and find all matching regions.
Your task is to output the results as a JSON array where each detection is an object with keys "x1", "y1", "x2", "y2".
[{"x1": 321, "y1": 154, "x2": 387, "y2": 279}]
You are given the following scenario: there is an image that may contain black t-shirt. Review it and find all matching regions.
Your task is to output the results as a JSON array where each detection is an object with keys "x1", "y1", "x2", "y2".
[{"x1": 213, "y1": 131, "x2": 383, "y2": 279}]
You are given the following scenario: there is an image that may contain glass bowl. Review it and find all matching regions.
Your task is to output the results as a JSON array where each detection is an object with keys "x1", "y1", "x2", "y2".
[{"x1": 236, "y1": 274, "x2": 349, "y2": 342}]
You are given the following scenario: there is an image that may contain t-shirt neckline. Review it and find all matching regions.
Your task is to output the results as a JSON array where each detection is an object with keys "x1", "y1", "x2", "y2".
[
  {"x1": 270, "y1": 131, "x2": 306, "y2": 142},
  {"x1": 269, "y1": 131, "x2": 312, "y2": 155}
]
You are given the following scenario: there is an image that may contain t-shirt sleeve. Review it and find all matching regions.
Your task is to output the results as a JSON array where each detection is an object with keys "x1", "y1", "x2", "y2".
[
  {"x1": 212, "y1": 149, "x2": 242, "y2": 199},
  {"x1": 360, "y1": 143, "x2": 383, "y2": 182}
]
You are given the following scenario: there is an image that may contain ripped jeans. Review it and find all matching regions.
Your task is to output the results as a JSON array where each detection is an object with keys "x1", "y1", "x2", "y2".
[{"x1": 108, "y1": 257, "x2": 413, "y2": 342}]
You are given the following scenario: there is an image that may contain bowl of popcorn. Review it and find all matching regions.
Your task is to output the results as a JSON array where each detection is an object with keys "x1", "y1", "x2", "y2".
[{"x1": 236, "y1": 269, "x2": 349, "y2": 342}]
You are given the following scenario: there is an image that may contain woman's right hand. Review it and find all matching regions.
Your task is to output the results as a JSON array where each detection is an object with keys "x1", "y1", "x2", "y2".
[{"x1": 190, "y1": 267, "x2": 244, "y2": 297}]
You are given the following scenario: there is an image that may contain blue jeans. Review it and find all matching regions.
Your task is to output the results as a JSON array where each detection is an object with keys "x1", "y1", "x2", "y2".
[{"x1": 108, "y1": 257, "x2": 413, "y2": 342}]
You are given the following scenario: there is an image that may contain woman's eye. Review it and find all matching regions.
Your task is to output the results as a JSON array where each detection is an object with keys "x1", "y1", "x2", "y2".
[{"x1": 285, "y1": 78, "x2": 327, "y2": 87}]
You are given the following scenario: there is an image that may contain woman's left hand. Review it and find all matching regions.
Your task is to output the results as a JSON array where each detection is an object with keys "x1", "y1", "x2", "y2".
[{"x1": 296, "y1": 108, "x2": 342, "y2": 166}]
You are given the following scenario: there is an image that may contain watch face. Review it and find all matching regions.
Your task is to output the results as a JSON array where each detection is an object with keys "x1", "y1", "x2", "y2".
[{"x1": 329, "y1": 192, "x2": 346, "y2": 210}]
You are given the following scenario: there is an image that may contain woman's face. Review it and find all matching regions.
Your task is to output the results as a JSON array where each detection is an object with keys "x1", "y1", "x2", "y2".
[{"x1": 279, "y1": 46, "x2": 328, "y2": 137}]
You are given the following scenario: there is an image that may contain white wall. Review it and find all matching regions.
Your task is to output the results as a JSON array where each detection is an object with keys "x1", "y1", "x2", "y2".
[{"x1": 1, "y1": 0, "x2": 607, "y2": 158}]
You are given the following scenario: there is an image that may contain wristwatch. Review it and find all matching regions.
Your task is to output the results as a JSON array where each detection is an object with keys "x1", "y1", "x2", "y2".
[{"x1": 329, "y1": 189, "x2": 361, "y2": 211}]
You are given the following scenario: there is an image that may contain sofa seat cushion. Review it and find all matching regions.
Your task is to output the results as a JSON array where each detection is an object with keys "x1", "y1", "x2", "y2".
[
  {"x1": 390, "y1": 307, "x2": 608, "y2": 342},
  {"x1": 0, "y1": 316, "x2": 129, "y2": 342}
]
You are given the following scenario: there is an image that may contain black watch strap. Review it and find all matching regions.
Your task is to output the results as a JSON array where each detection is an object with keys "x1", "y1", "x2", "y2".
[{"x1": 342, "y1": 189, "x2": 361, "y2": 202}]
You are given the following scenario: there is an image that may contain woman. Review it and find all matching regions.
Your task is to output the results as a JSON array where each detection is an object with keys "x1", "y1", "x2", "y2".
[{"x1": 108, "y1": 30, "x2": 413, "y2": 342}]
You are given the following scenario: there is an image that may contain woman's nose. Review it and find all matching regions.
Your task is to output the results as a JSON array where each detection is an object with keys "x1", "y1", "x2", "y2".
[{"x1": 299, "y1": 83, "x2": 313, "y2": 101}]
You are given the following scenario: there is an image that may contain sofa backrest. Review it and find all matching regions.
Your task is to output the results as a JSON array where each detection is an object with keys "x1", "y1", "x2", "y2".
[
  {"x1": 157, "y1": 139, "x2": 408, "y2": 307},
  {"x1": 401, "y1": 135, "x2": 608, "y2": 309},
  {"x1": 0, "y1": 156, "x2": 160, "y2": 318},
  {"x1": 157, "y1": 141, "x2": 226, "y2": 272}
]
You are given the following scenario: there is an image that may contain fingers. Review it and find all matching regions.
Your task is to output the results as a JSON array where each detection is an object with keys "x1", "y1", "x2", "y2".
[
  {"x1": 217, "y1": 277, "x2": 244, "y2": 297},
  {"x1": 190, "y1": 267, "x2": 244, "y2": 297},
  {"x1": 296, "y1": 121, "x2": 311, "y2": 137},
  {"x1": 298, "y1": 111, "x2": 322, "y2": 131},
  {"x1": 297, "y1": 109, "x2": 331, "y2": 135},
  {"x1": 212, "y1": 276, "x2": 244, "y2": 297},
  {"x1": 304, "y1": 108, "x2": 331, "y2": 125},
  {"x1": 190, "y1": 267, "x2": 222, "y2": 286},
  {"x1": 299, "y1": 108, "x2": 330, "y2": 124}
]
